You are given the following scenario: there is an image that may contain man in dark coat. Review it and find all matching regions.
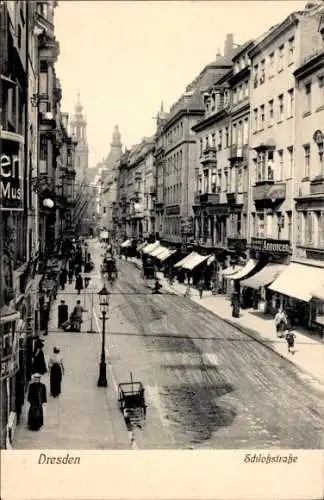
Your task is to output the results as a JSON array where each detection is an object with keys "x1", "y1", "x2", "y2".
[
  {"x1": 32, "y1": 343, "x2": 47, "y2": 375},
  {"x1": 59, "y1": 268, "x2": 68, "y2": 290},
  {"x1": 58, "y1": 300, "x2": 69, "y2": 328}
]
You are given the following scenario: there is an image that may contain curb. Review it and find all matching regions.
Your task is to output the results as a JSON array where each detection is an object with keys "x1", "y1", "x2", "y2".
[{"x1": 130, "y1": 260, "x2": 324, "y2": 387}]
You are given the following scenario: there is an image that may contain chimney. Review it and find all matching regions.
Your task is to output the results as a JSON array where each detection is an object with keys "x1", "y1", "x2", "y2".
[{"x1": 224, "y1": 33, "x2": 234, "y2": 58}]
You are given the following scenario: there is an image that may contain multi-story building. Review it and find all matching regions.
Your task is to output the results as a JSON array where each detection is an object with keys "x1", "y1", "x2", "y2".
[
  {"x1": 290, "y1": 2, "x2": 324, "y2": 330},
  {"x1": 120, "y1": 137, "x2": 156, "y2": 241},
  {"x1": 245, "y1": 3, "x2": 324, "y2": 326},
  {"x1": 70, "y1": 92, "x2": 89, "y2": 188},
  {"x1": 100, "y1": 125, "x2": 123, "y2": 235},
  {"x1": 155, "y1": 35, "x2": 237, "y2": 256}
]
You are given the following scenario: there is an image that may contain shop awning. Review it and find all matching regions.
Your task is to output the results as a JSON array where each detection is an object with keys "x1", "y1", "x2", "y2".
[
  {"x1": 156, "y1": 248, "x2": 177, "y2": 262},
  {"x1": 182, "y1": 252, "x2": 209, "y2": 271},
  {"x1": 221, "y1": 265, "x2": 243, "y2": 277},
  {"x1": 268, "y1": 262, "x2": 324, "y2": 302},
  {"x1": 137, "y1": 242, "x2": 148, "y2": 252},
  {"x1": 142, "y1": 241, "x2": 160, "y2": 254},
  {"x1": 207, "y1": 255, "x2": 215, "y2": 266},
  {"x1": 241, "y1": 264, "x2": 286, "y2": 290},
  {"x1": 174, "y1": 252, "x2": 195, "y2": 269},
  {"x1": 312, "y1": 286, "x2": 324, "y2": 301},
  {"x1": 229, "y1": 259, "x2": 258, "y2": 281},
  {"x1": 120, "y1": 239, "x2": 132, "y2": 248},
  {"x1": 0, "y1": 305, "x2": 20, "y2": 325},
  {"x1": 149, "y1": 245, "x2": 168, "y2": 257}
]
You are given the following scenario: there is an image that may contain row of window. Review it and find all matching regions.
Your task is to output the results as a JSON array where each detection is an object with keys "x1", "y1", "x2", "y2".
[
  {"x1": 253, "y1": 89, "x2": 294, "y2": 132},
  {"x1": 164, "y1": 217, "x2": 181, "y2": 235},
  {"x1": 232, "y1": 80, "x2": 249, "y2": 105},
  {"x1": 252, "y1": 212, "x2": 292, "y2": 240},
  {"x1": 164, "y1": 183, "x2": 182, "y2": 205},
  {"x1": 164, "y1": 151, "x2": 183, "y2": 176},
  {"x1": 296, "y1": 211, "x2": 324, "y2": 247},
  {"x1": 199, "y1": 128, "x2": 230, "y2": 154},
  {"x1": 253, "y1": 37, "x2": 295, "y2": 88},
  {"x1": 164, "y1": 122, "x2": 184, "y2": 148},
  {"x1": 197, "y1": 166, "x2": 248, "y2": 194}
]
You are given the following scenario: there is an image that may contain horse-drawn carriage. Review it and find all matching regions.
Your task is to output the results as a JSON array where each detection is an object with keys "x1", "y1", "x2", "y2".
[{"x1": 101, "y1": 255, "x2": 118, "y2": 282}]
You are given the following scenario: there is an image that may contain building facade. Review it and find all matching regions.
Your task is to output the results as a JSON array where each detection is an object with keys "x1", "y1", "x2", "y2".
[{"x1": 100, "y1": 125, "x2": 123, "y2": 235}]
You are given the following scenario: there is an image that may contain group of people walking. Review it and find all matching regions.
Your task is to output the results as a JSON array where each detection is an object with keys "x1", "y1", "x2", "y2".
[{"x1": 27, "y1": 339, "x2": 64, "y2": 431}]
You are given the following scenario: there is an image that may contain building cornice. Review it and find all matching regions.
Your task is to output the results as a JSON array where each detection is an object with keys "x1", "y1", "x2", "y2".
[
  {"x1": 231, "y1": 100, "x2": 250, "y2": 119},
  {"x1": 248, "y1": 14, "x2": 300, "y2": 60},
  {"x1": 192, "y1": 108, "x2": 230, "y2": 132},
  {"x1": 294, "y1": 50, "x2": 324, "y2": 80},
  {"x1": 163, "y1": 108, "x2": 204, "y2": 133},
  {"x1": 228, "y1": 66, "x2": 251, "y2": 87}
]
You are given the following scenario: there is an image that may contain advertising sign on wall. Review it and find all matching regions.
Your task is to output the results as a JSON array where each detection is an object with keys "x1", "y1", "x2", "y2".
[{"x1": 0, "y1": 134, "x2": 24, "y2": 211}]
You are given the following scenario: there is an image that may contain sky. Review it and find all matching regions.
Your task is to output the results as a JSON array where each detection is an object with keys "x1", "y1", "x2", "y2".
[{"x1": 54, "y1": 0, "x2": 306, "y2": 167}]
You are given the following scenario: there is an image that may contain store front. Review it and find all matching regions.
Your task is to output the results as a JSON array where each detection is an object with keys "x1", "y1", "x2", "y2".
[
  {"x1": 0, "y1": 306, "x2": 21, "y2": 449},
  {"x1": 269, "y1": 260, "x2": 324, "y2": 330}
]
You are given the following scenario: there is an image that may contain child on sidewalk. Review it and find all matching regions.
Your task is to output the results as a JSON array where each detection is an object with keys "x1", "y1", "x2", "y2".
[{"x1": 285, "y1": 329, "x2": 296, "y2": 354}]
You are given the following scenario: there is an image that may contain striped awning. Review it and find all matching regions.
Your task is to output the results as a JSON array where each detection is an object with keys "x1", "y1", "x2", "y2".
[
  {"x1": 149, "y1": 245, "x2": 168, "y2": 257},
  {"x1": 157, "y1": 249, "x2": 177, "y2": 262},
  {"x1": 174, "y1": 252, "x2": 195, "y2": 269},
  {"x1": 142, "y1": 241, "x2": 160, "y2": 254},
  {"x1": 241, "y1": 264, "x2": 285, "y2": 290},
  {"x1": 229, "y1": 259, "x2": 258, "y2": 281},
  {"x1": 120, "y1": 239, "x2": 132, "y2": 248},
  {"x1": 269, "y1": 262, "x2": 324, "y2": 302}
]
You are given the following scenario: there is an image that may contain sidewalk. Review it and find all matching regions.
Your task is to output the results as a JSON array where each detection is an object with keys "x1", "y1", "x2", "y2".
[
  {"x1": 13, "y1": 278, "x2": 132, "y2": 449},
  {"x1": 129, "y1": 257, "x2": 324, "y2": 387}
]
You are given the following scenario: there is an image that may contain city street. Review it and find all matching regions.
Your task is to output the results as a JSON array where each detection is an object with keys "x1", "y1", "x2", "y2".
[{"x1": 14, "y1": 240, "x2": 324, "y2": 449}]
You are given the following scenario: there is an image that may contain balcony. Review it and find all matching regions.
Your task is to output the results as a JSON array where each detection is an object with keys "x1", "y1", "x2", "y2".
[
  {"x1": 148, "y1": 185, "x2": 157, "y2": 196},
  {"x1": 253, "y1": 181, "x2": 286, "y2": 204},
  {"x1": 199, "y1": 193, "x2": 220, "y2": 205},
  {"x1": 310, "y1": 176, "x2": 324, "y2": 195},
  {"x1": 226, "y1": 192, "x2": 244, "y2": 205},
  {"x1": 229, "y1": 144, "x2": 248, "y2": 162},
  {"x1": 200, "y1": 146, "x2": 217, "y2": 167}
]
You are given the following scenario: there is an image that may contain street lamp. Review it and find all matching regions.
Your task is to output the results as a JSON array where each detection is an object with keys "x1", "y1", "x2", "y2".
[{"x1": 97, "y1": 286, "x2": 110, "y2": 387}]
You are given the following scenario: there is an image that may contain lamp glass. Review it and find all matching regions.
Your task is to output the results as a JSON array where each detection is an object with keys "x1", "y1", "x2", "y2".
[
  {"x1": 43, "y1": 198, "x2": 54, "y2": 209},
  {"x1": 98, "y1": 287, "x2": 110, "y2": 314}
]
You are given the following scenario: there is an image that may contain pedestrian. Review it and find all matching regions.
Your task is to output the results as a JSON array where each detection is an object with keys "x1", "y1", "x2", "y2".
[
  {"x1": 231, "y1": 291, "x2": 240, "y2": 318},
  {"x1": 32, "y1": 340, "x2": 47, "y2": 375},
  {"x1": 274, "y1": 308, "x2": 288, "y2": 338},
  {"x1": 198, "y1": 278, "x2": 204, "y2": 299},
  {"x1": 75, "y1": 274, "x2": 83, "y2": 295},
  {"x1": 48, "y1": 347, "x2": 64, "y2": 397},
  {"x1": 41, "y1": 300, "x2": 50, "y2": 336},
  {"x1": 152, "y1": 278, "x2": 162, "y2": 294},
  {"x1": 70, "y1": 299, "x2": 86, "y2": 332},
  {"x1": 27, "y1": 373, "x2": 47, "y2": 431},
  {"x1": 68, "y1": 267, "x2": 74, "y2": 284},
  {"x1": 285, "y1": 329, "x2": 296, "y2": 354},
  {"x1": 58, "y1": 300, "x2": 68, "y2": 328},
  {"x1": 59, "y1": 267, "x2": 68, "y2": 290}
]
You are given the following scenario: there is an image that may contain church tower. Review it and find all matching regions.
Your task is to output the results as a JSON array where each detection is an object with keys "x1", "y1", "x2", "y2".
[
  {"x1": 105, "y1": 124, "x2": 122, "y2": 169},
  {"x1": 71, "y1": 92, "x2": 89, "y2": 186}
]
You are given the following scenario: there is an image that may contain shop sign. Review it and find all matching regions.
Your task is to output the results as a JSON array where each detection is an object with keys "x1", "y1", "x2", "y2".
[
  {"x1": 227, "y1": 238, "x2": 247, "y2": 252},
  {"x1": 0, "y1": 137, "x2": 24, "y2": 211},
  {"x1": 166, "y1": 205, "x2": 180, "y2": 216},
  {"x1": 250, "y1": 237, "x2": 291, "y2": 254}
]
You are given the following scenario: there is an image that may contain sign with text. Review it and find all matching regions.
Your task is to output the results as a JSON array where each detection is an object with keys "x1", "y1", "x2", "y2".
[
  {"x1": 250, "y1": 238, "x2": 291, "y2": 254},
  {"x1": 0, "y1": 137, "x2": 24, "y2": 211}
]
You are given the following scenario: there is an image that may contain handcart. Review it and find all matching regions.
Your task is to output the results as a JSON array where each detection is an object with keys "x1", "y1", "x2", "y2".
[{"x1": 118, "y1": 372, "x2": 146, "y2": 417}]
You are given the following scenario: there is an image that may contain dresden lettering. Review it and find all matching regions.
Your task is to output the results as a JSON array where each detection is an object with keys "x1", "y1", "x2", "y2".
[{"x1": 38, "y1": 453, "x2": 81, "y2": 465}]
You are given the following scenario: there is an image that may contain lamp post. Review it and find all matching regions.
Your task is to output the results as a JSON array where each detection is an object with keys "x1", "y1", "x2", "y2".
[{"x1": 97, "y1": 286, "x2": 110, "y2": 387}]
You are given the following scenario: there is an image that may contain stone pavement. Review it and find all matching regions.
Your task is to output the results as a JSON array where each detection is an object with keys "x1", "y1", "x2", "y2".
[
  {"x1": 13, "y1": 277, "x2": 132, "y2": 449},
  {"x1": 128, "y1": 257, "x2": 324, "y2": 387}
]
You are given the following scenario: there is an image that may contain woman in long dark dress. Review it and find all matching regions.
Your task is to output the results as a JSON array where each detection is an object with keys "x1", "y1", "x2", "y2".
[
  {"x1": 32, "y1": 343, "x2": 47, "y2": 375},
  {"x1": 27, "y1": 374, "x2": 47, "y2": 431},
  {"x1": 48, "y1": 347, "x2": 64, "y2": 397}
]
